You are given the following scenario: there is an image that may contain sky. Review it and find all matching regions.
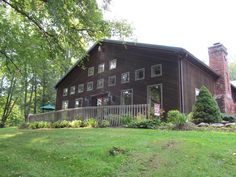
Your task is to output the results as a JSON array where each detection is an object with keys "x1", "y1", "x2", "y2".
[{"x1": 100, "y1": 0, "x2": 236, "y2": 64}]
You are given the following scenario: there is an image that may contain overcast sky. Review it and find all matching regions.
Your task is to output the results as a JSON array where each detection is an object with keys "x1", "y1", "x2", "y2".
[{"x1": 100, "y1": 0, "x2": 236, "y2": 63}]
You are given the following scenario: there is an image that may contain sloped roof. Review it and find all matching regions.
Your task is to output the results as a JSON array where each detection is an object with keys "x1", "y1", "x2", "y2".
[{"x1": 55, "y1": 39, "x2": 219, "y2": 88}]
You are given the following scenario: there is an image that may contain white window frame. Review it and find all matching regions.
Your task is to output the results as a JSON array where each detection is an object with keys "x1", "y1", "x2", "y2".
[
  {"x1": 151, "y1": 64, "x2": 162, "y2": 77},
  {"x1": 75, "y1": 98, "x2": 83, "y2": 108},
  {"x1": 98, "y1": 63, "x2": 105, "y2": 73},
  {"x1": 108, "y1": 75, "x2": 116, "y2": 86},
  {"x1": 70, "y1": 86, "x2": 75, "y2": 95},
  {"x1": 121, "y1": 72, "x2": 130, "y2": 84},
  {"x1": 78, "y1": 84, "x2": 84, "y2": 93},
  {"x1": 97, "y1": 78, "x2": 104, "y2": 89},
  {"x1": 120, "y1": 89, "x2": 133, "y2": 105},
  {"x1": 88, "y1": 67, "x2": 94, "y2": 77},
  {"x1": 63, "y1": 88, "x2": 68, "y2": 96},
  {"x1": 135, "y1": 68, "x2": 145, "y2": 81},
  {"x1": 62, "y1": 100, "x2": 69, "y2": 109},
  {"x1": 195, "y1": 88, "x2": 200, "y2": 100},
  {"x1": 87, "y1": 81, "x2": 93, "y2": 91},
  {"x1": 109, "y1": 59, "x2": 117, "y2": 70}
]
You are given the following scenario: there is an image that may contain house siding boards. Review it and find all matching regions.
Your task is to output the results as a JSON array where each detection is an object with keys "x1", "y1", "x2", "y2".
[
  {"x1": 56, "y1": 42, "x2": 181, "y2": 112},
  {"x1": 181, "y1": 58, "x2": 216, "y2": 113}
]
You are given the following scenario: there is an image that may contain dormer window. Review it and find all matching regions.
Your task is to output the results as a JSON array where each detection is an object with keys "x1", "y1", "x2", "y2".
[
  {"x1": 98, "y1": 63, "x2": 105, "y2": 73},
  {"x1": 109, "y1": 59, "x2": 117, "y2": 70},
  {"x1": 88, "y1": 67, "x2": 94, "y2": 77}
]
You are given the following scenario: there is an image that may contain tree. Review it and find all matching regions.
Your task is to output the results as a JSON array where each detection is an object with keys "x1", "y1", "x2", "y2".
[
  {"x1": 229, "y1": 62, "x2": 236, "y2": 81},
  {"x1": 0, "y1": 0, "x2": 133, "y2": 127},
  {"x1": 192, "y1": 86, "x2": 221, "y2": 124}
]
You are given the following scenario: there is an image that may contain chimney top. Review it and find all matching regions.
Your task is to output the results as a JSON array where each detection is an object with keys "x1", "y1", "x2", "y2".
[{"x1": 208, "y1": 43, "x2": 228, "y2": 55}]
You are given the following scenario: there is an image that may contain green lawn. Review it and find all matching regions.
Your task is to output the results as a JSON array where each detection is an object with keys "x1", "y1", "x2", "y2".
[{"x1": 0, "y1": 128, "x2": 236, "y2": 177}]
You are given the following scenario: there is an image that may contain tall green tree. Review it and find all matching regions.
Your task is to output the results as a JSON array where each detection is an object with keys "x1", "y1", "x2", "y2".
[
  {"x1": 192, "y1": 86, "x2": 221, "y2": 124},
  {"x1": 0, "y1": 0, "x2": 132, "y2": 127},
  {"x1": 229, "y1": 62, "x2": 236, "y2": 81}
]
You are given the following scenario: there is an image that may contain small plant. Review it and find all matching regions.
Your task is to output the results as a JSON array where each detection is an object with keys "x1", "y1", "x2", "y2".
[
  {"x1": 222, "y1": 114, "x2": 236, "y2": 123},
  {"x1": 127, "y1": 118, "x2": 161, "y2": 129},
  {"x1": 167, "y1": 110, "x2": 187, "y2": 129},
  {"x1": 99, "y1": 120, "x2": 110, "y2": 128},
  {"x1": 87, "y1": 118, "x2": 98, "y2": 127},
  {"x1": 121, "y1": 115, "x2": 132, "y2": 125},
  {"x1": 70, "y1": 120, "x2": 82, "y2": 128},
  {"x1": 18, "y1": 122, "x2": 29, "y2": 129}
]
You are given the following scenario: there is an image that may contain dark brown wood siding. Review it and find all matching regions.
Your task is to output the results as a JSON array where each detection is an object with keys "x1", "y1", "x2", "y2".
[
  {"x1": 181, "y1": 58, "x2": 216, "y2": 113},
  {"x1": 56, "y1": 43, "x2": 181, "y2": 112}
]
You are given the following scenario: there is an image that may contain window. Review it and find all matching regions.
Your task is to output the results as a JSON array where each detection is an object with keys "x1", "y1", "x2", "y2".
[
  {"x1": 70, "y1": 86, "x2": 75, "y2": 95},
  {"x1": 108, "y1": 75, "x2": 116, "y2": 86},
  {"x1": 98, "y1": 63, "x2": 105, "y2": 73},
  {"x1": 78, "y1": 84, "x2": 84, "y2": 93},
  {"x1": 109, "y1": 59, "x2": 117, "y2": 70},
  {"x1": 135, "y1": 68, "x2": 145, "y2": 80},
  {"x1": 62, "y1": 100, "x2": 69, "y2": 109},
  {"x1": 88, "y1": 67, "x2": 94, "y2": 76},
  {"x1": 63, "y1": 88, "x2": 68, "y2": 96},
  {"x1": 121, "y1": 72, "x2": 130, "y2": 84},
  {"x1": 147, "y1": 84, "x2": 162, "y2": 108},
  {"x1": 75, "y1": 98, "x2": 83, "y2": 107},
  {"x1": 87, "y1": 81, "x2": 93, "y2": 91},
  {"x1": 121, "y1": 89, "x2": 133, "y2": 105},
  {"x1": 195, "y1": 88, "x2": 200, "y2": 100},
  {"x1": 151, "y1": 64, "x2": 162, "y2": 77},
  {"x1": 97, "y1": 79, "x2": 104, "y2": 89}
]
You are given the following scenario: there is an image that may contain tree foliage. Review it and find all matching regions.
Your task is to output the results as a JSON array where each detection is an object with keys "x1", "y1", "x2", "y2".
[
  {"x1": 229, "y1": 61, "x2": 236, "y2": 81},
  {"x1": 0, "y1": 0, "x2": 132, "y2": 127},
  {"x1": 192, "y1": 86, "x2": 221, "y2": 124}
]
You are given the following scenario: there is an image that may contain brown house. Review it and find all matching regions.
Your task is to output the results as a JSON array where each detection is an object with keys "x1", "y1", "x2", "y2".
[{"x1": 55, "y1": 39, "x2": 236, "y2": 114}]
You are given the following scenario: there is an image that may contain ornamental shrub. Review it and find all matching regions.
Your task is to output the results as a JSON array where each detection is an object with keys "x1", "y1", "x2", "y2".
[
  {"x1": 99, "y1": 120, "x2": 110, "y2": 128},
  {"x1": 167, "y1": 110, "x2": 187, "y2": 128},
  {"x1": 192, "y1": 86, "x2": 221, "y2": 124},
  {"x1": 87, "y1": 118, "x2": 98, "y2": 127},
  {"x1": 70, "y1": 120, "x2": 82, "y2": 128}
]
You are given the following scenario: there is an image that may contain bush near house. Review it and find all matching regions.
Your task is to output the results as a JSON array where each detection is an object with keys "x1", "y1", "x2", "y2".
[
  {"x1": 167, "y1": 110, "x2": 187, "y2": 129},
  {"x1": 192, "y1": 86, "x2": 222, "y2": 124}
]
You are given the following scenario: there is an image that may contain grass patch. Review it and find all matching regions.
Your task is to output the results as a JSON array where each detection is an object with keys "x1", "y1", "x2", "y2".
[{"x1": 0, "y1": 128, "x2": 236, "y2": 176}]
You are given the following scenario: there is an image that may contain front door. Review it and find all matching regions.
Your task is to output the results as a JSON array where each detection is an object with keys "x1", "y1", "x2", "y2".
[{"x1": 147, "y1": 84, "x2": 162, "y2": 115}]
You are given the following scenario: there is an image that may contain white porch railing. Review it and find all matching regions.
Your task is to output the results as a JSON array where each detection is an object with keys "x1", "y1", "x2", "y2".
[{"x1": 28, "y1": 104, "x2": 149, "y2": 126}]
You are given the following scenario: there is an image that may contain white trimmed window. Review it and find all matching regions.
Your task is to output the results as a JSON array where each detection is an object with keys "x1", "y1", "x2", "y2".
[
  {"x1": 108, "y1": 75, "x2": 116, "y2": 86},
  {"x1": 87, "y1": 81, "x2": 93, "y2": 91},
  {"x1": 88, "y1": 67, "x2": 94, "y2": 77},
  {"x1": 63, "y1": 88, "x2": 68, "y2": 96},
  {"x1": 62, "y1": 100, "x2": 68, "y2": 109},
  {"x1": 75, "y1": 98, "x2": 83, "y2": 107},
  {"x1": 135, "y1": 68, "x2": 145, "y2": 81},
  {"x1": 97, "y1": 79, "x2": 104, "y2": 89},
  {"x1": 70, "y1": 86, "x2": 75, "y2": 95},
  {"x1": 78, "y1": 84, "x2": 84, "y2": 93},
  {"x1": 121, "y1": 89, "x2": 133, "y2": 105},
  {"x1": 121, "y1": 72, "x2": 130, "y2": 84},
  {"x1": 195, "y1": 88, "x2": 200, "y2": 100},
  {"x1": 109, "y1": 59, "x2": 117, "y2": 70},
  {"x1": 98, "y1": 63, "x2": 105, "y2": 73},
  {"x1": 151, "y1": 64, "x2": 162, "y2": 77}
]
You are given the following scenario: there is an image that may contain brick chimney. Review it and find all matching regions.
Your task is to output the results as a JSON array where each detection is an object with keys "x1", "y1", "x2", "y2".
[{"x1": 208, "y1": 43, "x2": 234, "y2": 113}]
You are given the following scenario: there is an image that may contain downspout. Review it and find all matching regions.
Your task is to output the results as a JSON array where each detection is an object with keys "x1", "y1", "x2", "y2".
[{"x1": 178, "y1": 54, "x2": 185, "y2": 113}]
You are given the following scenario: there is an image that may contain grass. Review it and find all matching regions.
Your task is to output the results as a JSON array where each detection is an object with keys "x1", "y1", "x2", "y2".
[{"x1": 0, "y1": 128, "x2": 236, "y2": 177}]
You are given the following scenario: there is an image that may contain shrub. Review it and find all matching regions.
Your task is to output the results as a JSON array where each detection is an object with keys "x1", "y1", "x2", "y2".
[
  {"x1": 192, "y1": 86, "x2": 222, "y2": 124},
  {"x1": 121, "y1": 115, "x2": 132, "y2": 125},
  {"x1": 222, "y1": 114, "x2": 236, "y2": 123},
  {"x1": 99, "y1": 120, "x2": 110, "y2": 128},
  {"x1": 70, "y1": 120, "x2": 82, "y2": 128},
  {"x1": 87, "y1": 118, "x2": 98, "y2": 127},
  {"x1": 18, "y1": 122, "x2": 29, "y2": 129},
  {"x1": 128, "y1": 118, "x2": 161, "y2": 129},
  {"x1": 167, "y1": 110, "x2": 187, "y2": 128},
  {"x1": 51, "y1": 120, "x2": 70, "y2": 128}
]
